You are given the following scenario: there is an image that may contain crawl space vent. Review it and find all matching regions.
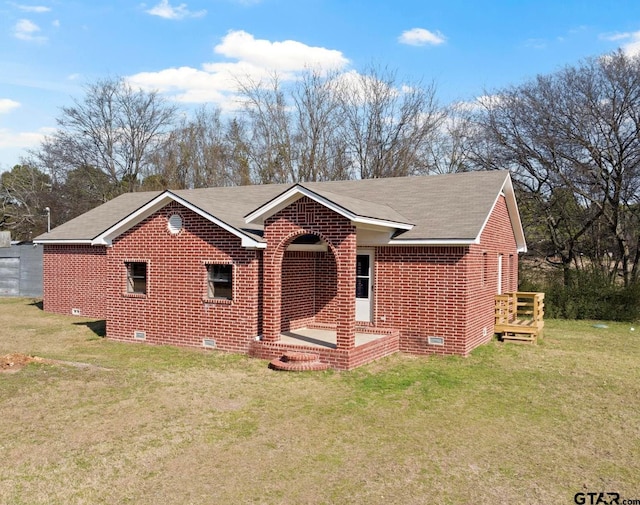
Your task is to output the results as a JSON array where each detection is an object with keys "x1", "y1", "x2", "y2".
[
  {"x1": 202, "y1": 339, "x2": 216, "y2": 348},
  {"x1": 134, "y1": 331, "x2": 146, "y2": 340},
  {"x1": 71, "y1": 308, "x2": 81, "y2": 316},
  {"x1": 428, "y1": 336, "x2": 445, "y2": 346}
]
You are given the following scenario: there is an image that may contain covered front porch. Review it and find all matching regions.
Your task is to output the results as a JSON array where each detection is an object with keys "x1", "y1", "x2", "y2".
[
  {"x1": 249, "y1": 323, "x2": 400, "y2": 371},
  {"x1": 246, "y1": 190, "x2": 410, "y2": 370}
]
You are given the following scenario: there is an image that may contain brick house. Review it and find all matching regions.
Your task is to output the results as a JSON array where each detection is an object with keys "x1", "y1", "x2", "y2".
[{"x1": 35, "y1": 171, "x2": 525, "y2": 370}]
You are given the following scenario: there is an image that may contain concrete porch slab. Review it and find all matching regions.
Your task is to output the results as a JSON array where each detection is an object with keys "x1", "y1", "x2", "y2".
[{"x1": 279, "y1": 327, "x2": 388, "y2": 349}]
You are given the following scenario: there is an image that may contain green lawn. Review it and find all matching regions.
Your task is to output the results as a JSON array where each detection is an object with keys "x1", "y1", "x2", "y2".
[{"x1": 1, "y1": 297, "x2": 639, "y2": 504}]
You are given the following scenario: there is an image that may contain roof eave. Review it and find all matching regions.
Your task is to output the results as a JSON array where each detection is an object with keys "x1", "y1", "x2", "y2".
[
  {"x1": 388, "y1": 238, "x2": 477, "y2": 246},
  {"x1": 91, "y1": 191, "x2": 265, "y2": 249},
  {"x1": 33, "y1": 239, "x2": 94, "y2": 245},
  {"x1": 475, "y1": 172, "x2": 527, "y2": 253},
  {"x1": 245, "y1": 185, "x2": 414, "y2": 231}
]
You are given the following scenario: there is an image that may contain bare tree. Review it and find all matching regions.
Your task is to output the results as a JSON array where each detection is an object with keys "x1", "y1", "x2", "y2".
[
  {"x1": 470, "y1": 51, "x2": 640, "y2": 286},
  {"x1": 0, "y1": 164, "x2": 53, "y2": 240},
  {"x1": 149, "y1": 106, "x2": 235, "y2": 189},
  {"x1": 32, "y1": 77, "x2": 178, "y2": 193},
  {"x1": 424, "y1": 102, "x2": 476, "y2": 174},
  {"x1": 237, "y1": 73, "x2": 295, "y2": 184},
  {"x1": 335, "y1": 66, "x2": 445, "y2": 179},
  {"x1": 236, "y1": 67, "x2": 445, "y2": 183},
  {"x1": 291, "y1": 70, "x2": 350, "y2": 181},
  {"x1": 223, "y1": 117, "x2": 253, "y2": 186}
]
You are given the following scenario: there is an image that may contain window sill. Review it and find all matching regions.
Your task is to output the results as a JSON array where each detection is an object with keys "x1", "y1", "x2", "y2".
[
  {"x1": 202, "y1": 297, "x2": 232, "y2": 305},
  {"x1": 123, "y1": 292, "x2": 147, "y2": 299}
]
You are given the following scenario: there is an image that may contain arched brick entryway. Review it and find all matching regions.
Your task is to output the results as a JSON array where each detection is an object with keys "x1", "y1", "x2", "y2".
[{"x1": 262, "y1": 197, "x2": 357, "y2": 349}]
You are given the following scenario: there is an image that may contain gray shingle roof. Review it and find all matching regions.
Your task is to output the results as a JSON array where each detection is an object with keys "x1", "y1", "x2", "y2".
[
  {"x1": 37, "y1": 191, "x2": 161, "y2": 241},
  {"x1": 35, "y1": 171, "x2": 516, "y2": 245},
  {"x1": 302, "y1": 171, "x2": 509, "y2": 241},
  {"x1": 294, "y1": 185, "x2": 413, "y2": 226}
]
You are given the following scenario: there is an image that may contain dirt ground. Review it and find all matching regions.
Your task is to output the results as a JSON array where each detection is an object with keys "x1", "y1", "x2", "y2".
[{"x1": 0, "y1": 353, "x2": 46, "y2": 373}]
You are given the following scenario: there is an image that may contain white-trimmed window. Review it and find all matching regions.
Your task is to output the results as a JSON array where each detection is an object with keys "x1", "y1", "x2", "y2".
[
  {"x1": 207, "y1": 264, "x2": 233, "y2": 300},
  {"x1": 126, "y1": 262, "x2": 147, "y2": 294}
]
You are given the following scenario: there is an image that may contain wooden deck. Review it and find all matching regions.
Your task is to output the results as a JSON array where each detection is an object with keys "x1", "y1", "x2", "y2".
[{"x1": 494, "y1": 292, "x2": 545, "y2": 343}]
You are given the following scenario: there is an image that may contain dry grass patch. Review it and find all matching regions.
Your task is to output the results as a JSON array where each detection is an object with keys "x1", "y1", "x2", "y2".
[{"x1": 1, "y1": 298, "x2": 639, "y2": 504}]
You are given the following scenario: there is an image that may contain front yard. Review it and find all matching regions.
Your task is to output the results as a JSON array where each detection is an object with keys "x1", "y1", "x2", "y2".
[{"x1": 1, "y1": 297, "x2": 638, "y2": 504}]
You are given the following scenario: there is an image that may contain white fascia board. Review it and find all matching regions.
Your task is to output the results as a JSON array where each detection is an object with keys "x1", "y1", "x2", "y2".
[
  {"x1": 91, "y1": 191, "x2": 265, "y2": 249},
  {"x1": 244, "y1": 186, "x2": 301, "y2": 224},
  {"x1": 388, "y1": 238, "x2": 476, "y2": 246},
  {"x1": 475, "y1": 173, "x2": 528, "y2": 253},
  {"x1": 33, "y1": 239, "x2": 93, "y2": 245},
  {"x1": 245, "y1": 185, "x2": 413, "y2": 231},
  {"x1": 350, "y1": 217, "x2": 413, "y2": 231}
]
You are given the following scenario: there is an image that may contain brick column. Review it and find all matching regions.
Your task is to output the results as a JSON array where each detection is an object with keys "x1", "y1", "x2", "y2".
[
  {"x1": 335, "y1": 233, "x2": 356, "y2": 349},
  {"x1": 262, "y1": 247, "x2": 282, "y2": 342}
]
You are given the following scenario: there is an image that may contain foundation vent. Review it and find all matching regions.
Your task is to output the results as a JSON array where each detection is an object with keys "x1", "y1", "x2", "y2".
[
  {"x1": 428, "y1": 336, "x2": 445, "y2": 346},
  {"x1": 202, "y1": 338, "x2": 216, "y2": 348},
  {"x1": 71, "y1": 308, "x2": 81, "y2": 316},
  {"x1": 134, "y1": 331, "x2": 146, "y2": 340}
]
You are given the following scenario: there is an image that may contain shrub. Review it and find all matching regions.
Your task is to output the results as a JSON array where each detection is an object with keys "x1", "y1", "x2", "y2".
[{"x1": 519, "y1": 269, "x2": 640, "y2": 322}]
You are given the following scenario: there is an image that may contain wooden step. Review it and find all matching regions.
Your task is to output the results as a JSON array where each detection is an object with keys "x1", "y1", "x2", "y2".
[{"x1": 501, "y1": 332, "x2": 537, "y2": 343}]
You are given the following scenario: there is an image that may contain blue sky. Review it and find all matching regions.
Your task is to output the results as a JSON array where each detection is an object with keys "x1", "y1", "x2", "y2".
[{"x1": 1, "y1": 0, "x2": 640, "y2": 172}]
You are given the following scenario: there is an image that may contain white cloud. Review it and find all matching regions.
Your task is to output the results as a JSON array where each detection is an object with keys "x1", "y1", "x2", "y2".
[
  {"x1": 524, "y1": 38, "x2": 547, "y2": 49},
  {"x1": 601, "y1": 30, "x2": 640, "y2": 57},
  {"x1": 601, "y1": 31, "x2": 633, "y2": 42},
  {"x1": 330, "y1": 70, "x2": 383, "y2": 99},
  {"x1": 127, "y1": 31, "x2": 350, "y2": 108},
  {"x1": 398, "y1": 28, "x2": 446, "y2": 47},
  {"x1": 145, "y1": 0, "x2": 206, "y2": 20},
  {"x1": 447, "y1": 95, "x2": 503, "y2": 114},
  {"x1": 0, "y1": 127, "x2": 55, "y2": 171},
  {"x1": 214, "y1": 30, "x2": 349, "y2": 72},
  {"x1": 0, "y1": 99, "x2": 21, "y2": 114},
  {"x1": 128, "y1": 66, "x2": 230, "y2": 104},
  {"x1": 13, "y1": 4, "x2": 51, "y2": 13},
  {"x1": 14, "y1": 18, "x2": 46, "y2": 42},
  {"x1": 0, "y1": 127, "x2": 54, "y2": 150}
]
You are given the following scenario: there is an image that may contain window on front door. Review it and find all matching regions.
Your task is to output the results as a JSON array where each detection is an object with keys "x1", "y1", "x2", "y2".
[
  {"x1": 356, "y1": 250, "x2": 374, "y2": 322},
  {"x1": 356, "y1": 254, "x2": 370, "y2": 299}
]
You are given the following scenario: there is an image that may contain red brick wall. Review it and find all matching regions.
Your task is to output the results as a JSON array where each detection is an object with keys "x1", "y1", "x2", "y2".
[
  {"x1": 281, "y1": 251, "x2": 316, "y2": 331},
  {"x1": 314, "y1": 251, "x2": 338, "y2": 324},
  {"x1": 42, "y1": 244, "x2": 108, "y2": 318},
  {"x1": 105, "y1": 202, "x2": 261, "y2": 353},
  {"x1": 374, "y1": 195, "x2": 519, "y2": 356},
  {"x1": 464, "y1": 195, "x2": 519, "y2": 353},
  {"x1": 279, "y1": 250, "x2": 338, "y2": 330},
  {"x1": 375, "y1": 246, "x2": 469, "y2": 355}
]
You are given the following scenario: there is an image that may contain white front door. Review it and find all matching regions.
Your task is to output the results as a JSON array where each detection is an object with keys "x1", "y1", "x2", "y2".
[{"x1": 356, "y1": 249, "x2": 374, "y2": 322}]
